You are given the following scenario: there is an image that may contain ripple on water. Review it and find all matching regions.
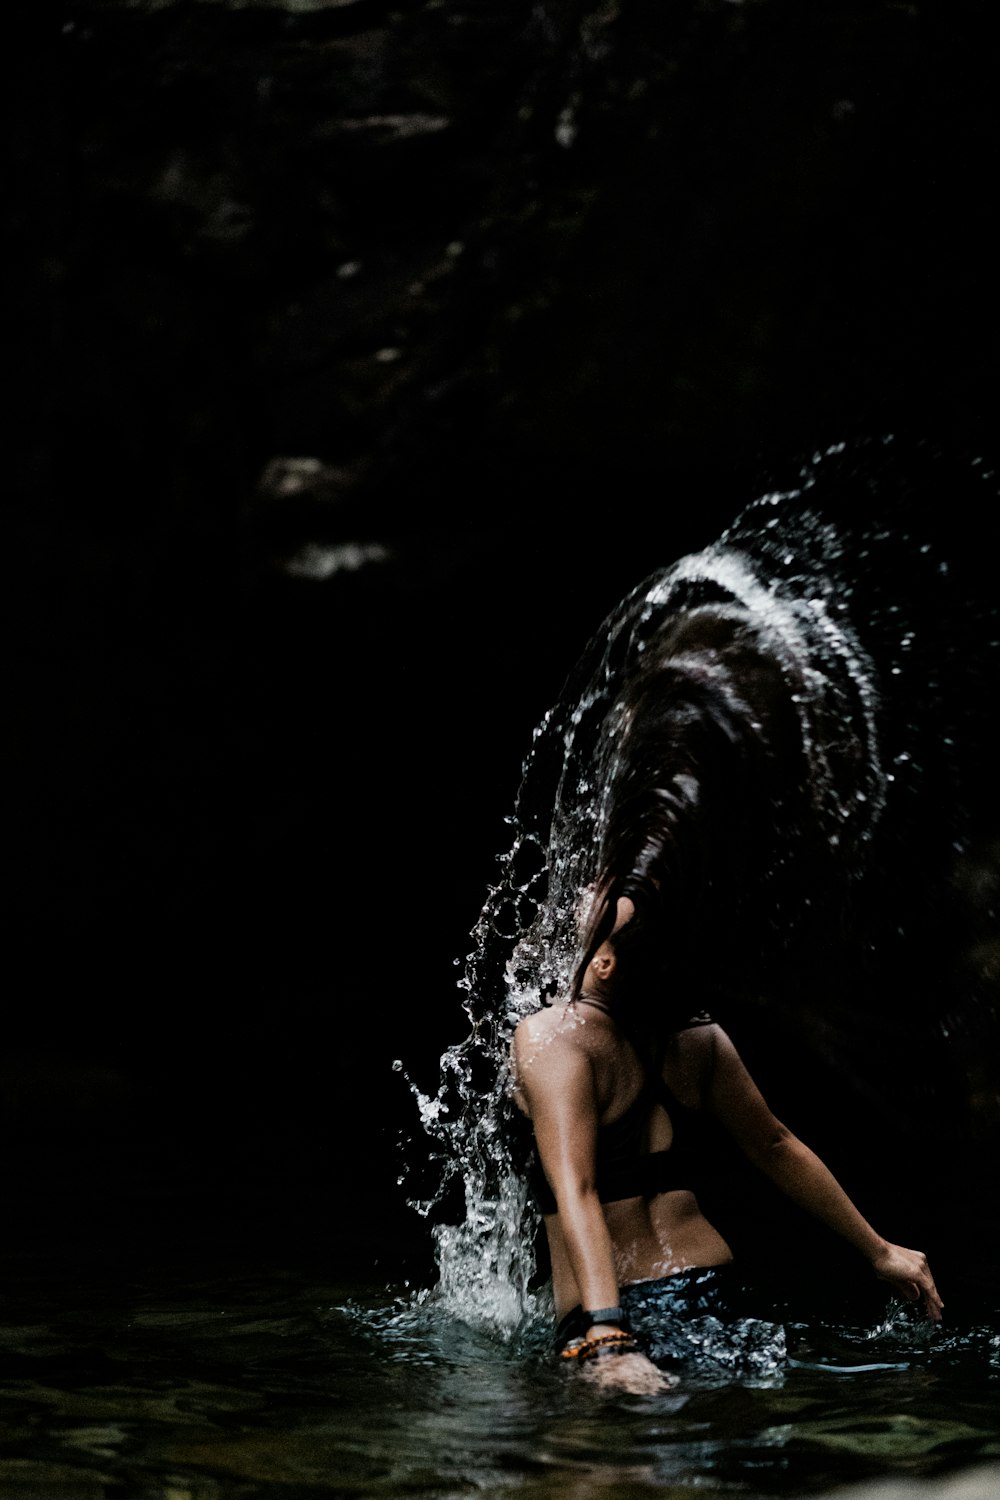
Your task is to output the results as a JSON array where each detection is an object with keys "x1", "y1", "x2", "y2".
[{"x1": 2, "y1": 1264, "x2": 1000, "y2": 1499}]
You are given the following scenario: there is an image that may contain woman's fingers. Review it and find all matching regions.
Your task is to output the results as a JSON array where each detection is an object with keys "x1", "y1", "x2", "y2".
[
  {"x1": 921, "y1": 1275, "x2": 945, "y2": 1321},
  {"x1": 872, "y1": 1243, "x2": 943, "y2": 1321}
]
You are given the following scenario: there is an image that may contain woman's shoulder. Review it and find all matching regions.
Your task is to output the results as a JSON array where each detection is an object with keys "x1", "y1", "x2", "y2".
[
  {"x1": 510, "y1": 1007, "x2": 554, "y2": 1078},
  {"x1": 663, "y1": 1018, "x2": 724, "y2": 1097},
  {"x1": 667, "y1": 1012, "x2": 720, "y2": 1049},
  {"x1": 512, "y1": 1005, "x2": 558, "y2": 1059},
  {"x1": 511, "y1": 1003, "x2": 604, "y2": 1112},
  {"x1": 513, "y1": 1001, "x2": 602, "y2": 1050},
  {"x1": 512, "y1": 1001, "x2": 612, "y2": 1076}
]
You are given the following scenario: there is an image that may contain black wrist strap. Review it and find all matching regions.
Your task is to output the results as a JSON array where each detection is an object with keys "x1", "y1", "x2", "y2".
[{"x1": 584, "y1": 1305, "x2": 627, "y2": 1328}]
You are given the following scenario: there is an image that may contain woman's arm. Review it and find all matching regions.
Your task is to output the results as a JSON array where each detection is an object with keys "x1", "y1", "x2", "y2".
[
  {"x1": 513, "y1": 1019, "x2": 621, "y2": 1321},
  {"x1": 513, "y1": 1018, "x2": 670, "y2": 1390},
  {"x1": 703, "y1": 1026, "x2": 943, "y2": 1320}
]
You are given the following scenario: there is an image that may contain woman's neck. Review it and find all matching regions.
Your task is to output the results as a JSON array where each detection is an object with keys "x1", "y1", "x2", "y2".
[{"x1": 572, "y1": 989, "x2": 614, "y2": 1016}]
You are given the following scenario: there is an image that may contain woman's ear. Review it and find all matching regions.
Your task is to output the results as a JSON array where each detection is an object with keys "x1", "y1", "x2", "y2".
[{"x1": 591, "y1": 944, "x2": 616, "y2": 981}]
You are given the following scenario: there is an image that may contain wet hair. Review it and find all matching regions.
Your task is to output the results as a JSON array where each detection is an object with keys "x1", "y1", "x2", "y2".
[
  {"x1": 597, "y1": 665, "x2": 763, "y2": 926},
  {"x1": 569, "y1": 606, "x2": 805, "y2": 1024},
  {"x1": 606, "y1": 909, "x2": 667, "y2": 999},
  {"x1": 579, "y1": 630, "x2": 788, "y2": 997}
]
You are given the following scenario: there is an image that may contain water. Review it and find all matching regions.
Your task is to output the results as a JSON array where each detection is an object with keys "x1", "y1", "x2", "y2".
[{"x1": 3, "y1": 1255, "x2": 999, "y2": 1499}]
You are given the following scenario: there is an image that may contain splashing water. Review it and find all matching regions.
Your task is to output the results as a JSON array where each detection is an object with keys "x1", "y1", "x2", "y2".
[{"x1": 401, "y1": 441, "x2": 1000, "y2": 1337}]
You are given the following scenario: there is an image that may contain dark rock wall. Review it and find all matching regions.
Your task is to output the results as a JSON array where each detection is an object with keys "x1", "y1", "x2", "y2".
[{"x1": 5, "y1": 0, "x2": 999, "y2": 1272}]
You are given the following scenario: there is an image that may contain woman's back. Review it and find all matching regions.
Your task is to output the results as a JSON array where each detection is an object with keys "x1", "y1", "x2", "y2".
[{"x1": 512, "y1": 1004, "x2": 735, "y2": 1318}]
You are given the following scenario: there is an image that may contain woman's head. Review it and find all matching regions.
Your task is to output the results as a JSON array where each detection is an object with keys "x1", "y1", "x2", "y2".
[
  {"x1": 574, "y1": 877, "x2": 707, "y2": 1034},
  {"x1": 575, "y1": 884, "x2": 667, "y2": 1008}
]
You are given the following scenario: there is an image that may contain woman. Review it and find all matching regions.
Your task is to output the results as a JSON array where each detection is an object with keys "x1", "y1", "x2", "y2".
[{"x1": 511, "y1": 894, "x2": 943, "y2": 1393}]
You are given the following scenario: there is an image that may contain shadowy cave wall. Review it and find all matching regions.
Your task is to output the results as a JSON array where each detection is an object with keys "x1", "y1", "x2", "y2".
[{"x1": 4, "y1": 0, "x2": 1000, "y2": 1287}]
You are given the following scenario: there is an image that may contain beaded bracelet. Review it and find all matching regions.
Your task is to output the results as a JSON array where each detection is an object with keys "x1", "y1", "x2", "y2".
[
  {"x1": 578, "y1": 1333, "x2": 641, "y2": 1363},
  {"x1": 561, "y1": 1331, "x2": 640, "y2": 1362}
]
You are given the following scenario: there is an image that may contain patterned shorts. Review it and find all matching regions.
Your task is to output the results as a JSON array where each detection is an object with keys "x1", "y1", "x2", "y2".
[{"x1": 556, "y1": 1265, "x2": 787, "y2": 1378}]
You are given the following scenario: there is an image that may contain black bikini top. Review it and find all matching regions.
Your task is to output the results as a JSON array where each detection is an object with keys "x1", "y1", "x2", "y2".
[{"x1": 525, "y1": 1002, "x2": 715, "y2": 1217}]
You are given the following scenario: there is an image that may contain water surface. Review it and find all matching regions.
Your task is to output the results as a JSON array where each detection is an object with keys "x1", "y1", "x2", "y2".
[{"x1": 3, "y1": 1255, "x2": 999, "y2": 1499}]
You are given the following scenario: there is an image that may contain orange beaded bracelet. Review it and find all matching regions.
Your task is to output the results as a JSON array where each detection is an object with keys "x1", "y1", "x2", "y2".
[{"x1": 560, "y1": 1331, "x2": 640, "y2": 1362}]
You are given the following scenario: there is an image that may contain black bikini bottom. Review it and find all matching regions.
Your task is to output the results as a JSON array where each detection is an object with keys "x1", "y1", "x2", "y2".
[{"x1": 556, "y1": 1265, "x2": 787, "y2": 1376}]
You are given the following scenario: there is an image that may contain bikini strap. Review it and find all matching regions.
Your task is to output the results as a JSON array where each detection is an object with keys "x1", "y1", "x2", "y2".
[{"x1": 571, "y1": 994, "x2": 614, "y2": 1017}]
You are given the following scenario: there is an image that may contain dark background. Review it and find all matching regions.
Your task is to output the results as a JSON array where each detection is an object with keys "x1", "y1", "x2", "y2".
[{"x1": 5, "y1": 0, "x2": 1000, "y2": 1302}]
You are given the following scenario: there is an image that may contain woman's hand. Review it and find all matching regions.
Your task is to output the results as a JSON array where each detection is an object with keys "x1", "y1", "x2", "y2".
[
  {"x1": 579, "y1": 1349, "x2": 677, "y2": 1394},
  {"x1": 870, "y1": 1241, "x2": 943, "y2": 1321}
]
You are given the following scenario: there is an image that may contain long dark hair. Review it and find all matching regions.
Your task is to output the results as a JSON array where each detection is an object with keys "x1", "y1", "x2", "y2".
[{"x1": 568, "y1": 602, "x2": 814, "y2": 1036}]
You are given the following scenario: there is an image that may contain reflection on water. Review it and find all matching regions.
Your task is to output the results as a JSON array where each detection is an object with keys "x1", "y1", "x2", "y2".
[{"x1": 2, "y1": 1257, "x2": 999, "y2": 1499}]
